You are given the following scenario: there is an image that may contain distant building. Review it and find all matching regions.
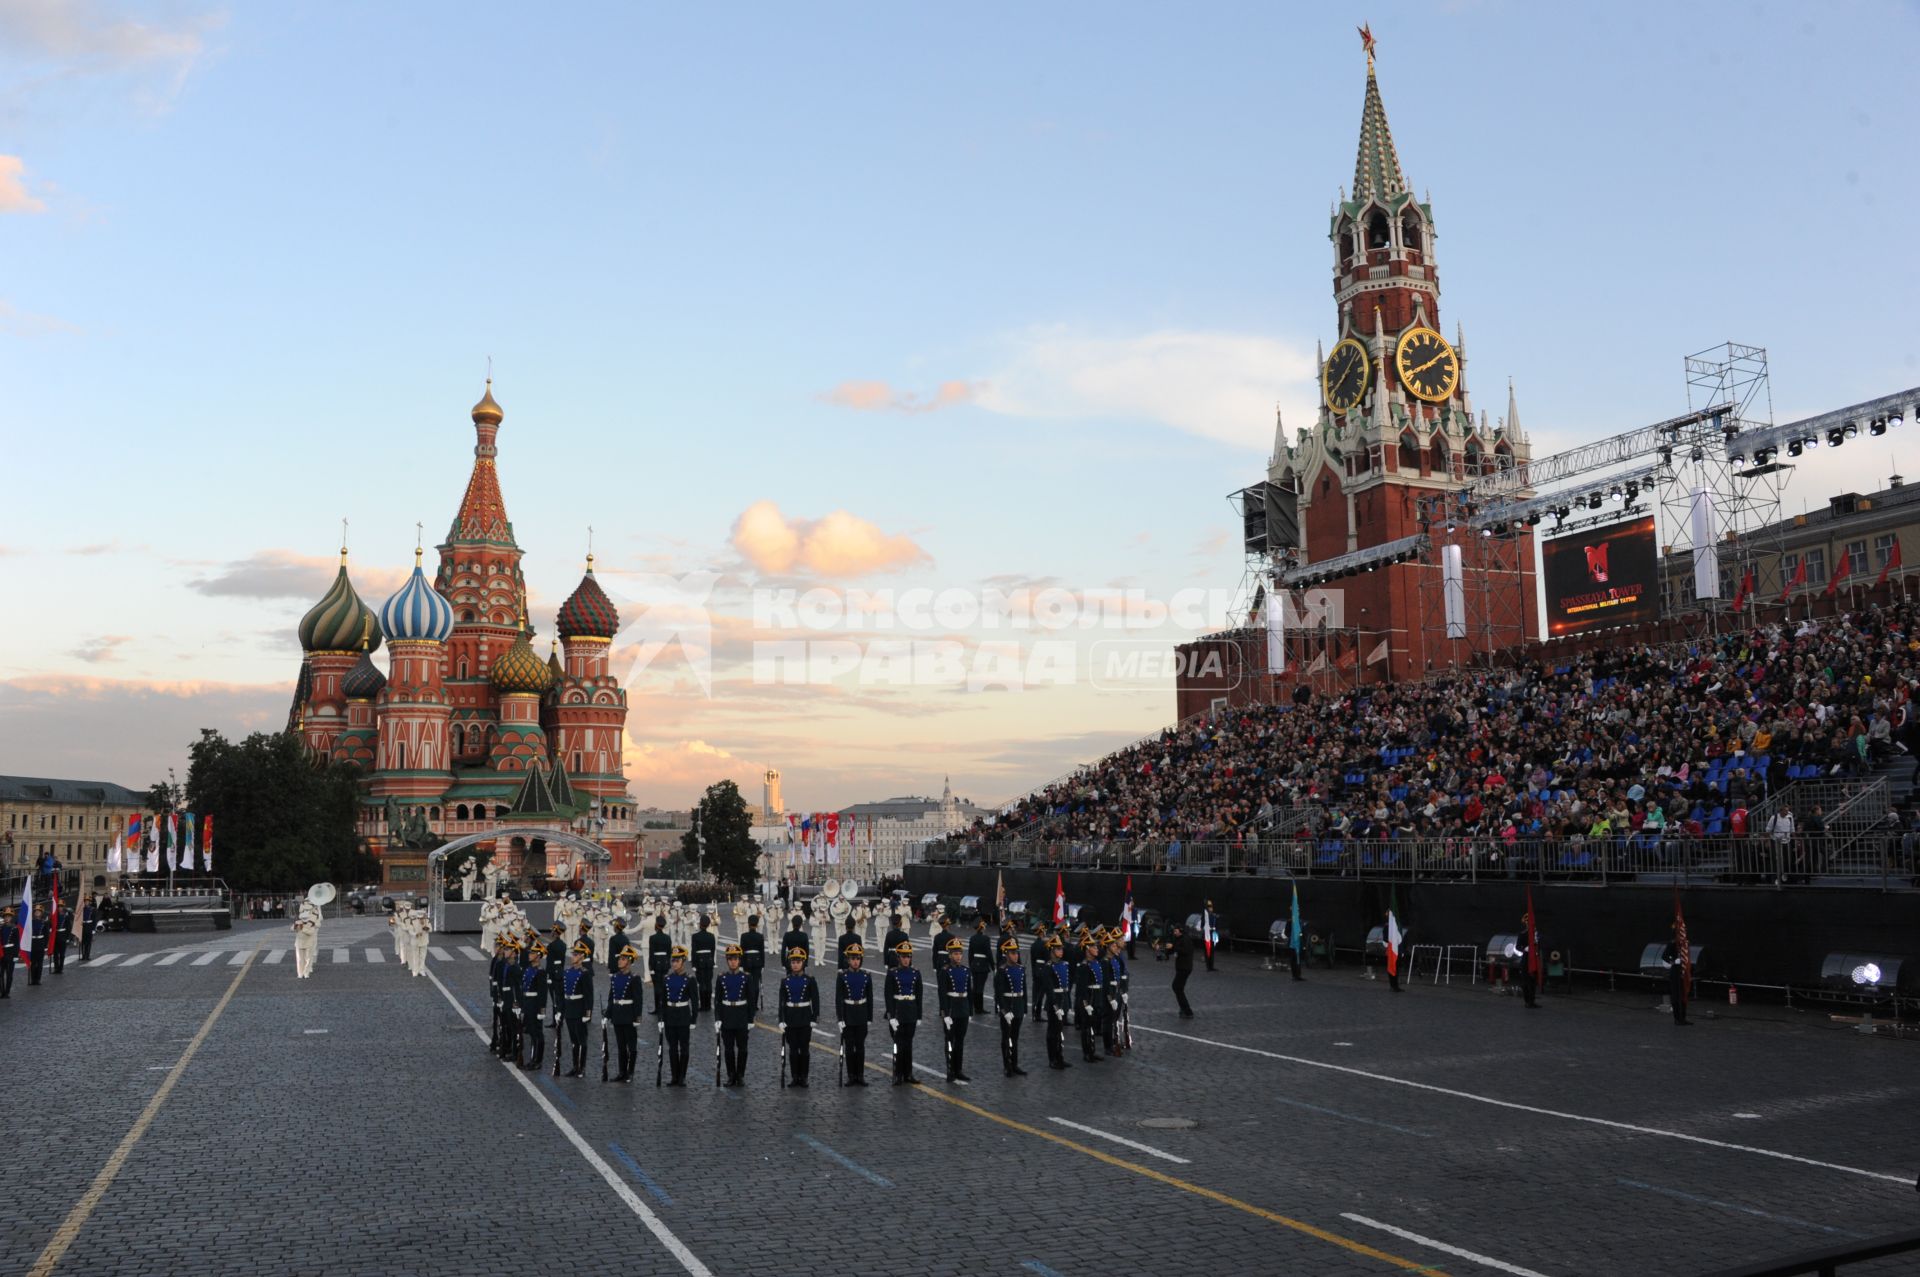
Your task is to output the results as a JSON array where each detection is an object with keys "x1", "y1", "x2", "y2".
[
  {"x1": 1, "y1": 776, "x2": 146, "y2": 880},
  {"x1": 838, "y1": 779, "x2": 989, "y2": 878}
]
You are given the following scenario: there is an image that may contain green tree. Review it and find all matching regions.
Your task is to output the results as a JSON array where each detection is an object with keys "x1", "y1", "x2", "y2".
[
  {"x1": 183, "y1": 729, "x2": 377, "y2": 891},
  {"x1": 679, "y1": 779, "x2": 759, "y2": 889}
]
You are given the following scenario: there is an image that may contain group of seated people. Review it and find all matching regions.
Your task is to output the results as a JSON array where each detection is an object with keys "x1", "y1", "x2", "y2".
[{"x1": 970, "y1": 603, "x2": 1920, "y2": 866}]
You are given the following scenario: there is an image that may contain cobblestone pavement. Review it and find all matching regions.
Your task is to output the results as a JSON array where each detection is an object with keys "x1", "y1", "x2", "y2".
[{"x1": 3, "y1": 917, "x2": 1914, "y2": 1276}]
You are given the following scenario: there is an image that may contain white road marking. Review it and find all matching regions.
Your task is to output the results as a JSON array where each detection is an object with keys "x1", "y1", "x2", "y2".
[
  {"x1": 422, "y1": 964, "x2": 714, "y2": 1277},
  {"x1": 263, "y1": 949, "x2": 285, "y2": 965},
  {"x1": 302, "y1": 1029, "x2": 328, "y2": 1035},
  {"x1": 459, "y1": 946, "x2": 487, "y2": 960},
  {"x1": 330, "y1": 948, "x2": 348, "y2": 964},
  {"x1": 227, "y1": 951, "x2": 248, "y2": 966},
  {"x1": 1134, "y1": 1024, "x2": 1911, "y2": 1185},
  {"x1": 429, "y1": 947, "x2": 452, "y2": 961},
  {"x1": 119, "y1": 953, "x2": 151, "y2": 967},
  {"x1": 145, "y1": 1066, "x2": 170, "y2": 1071},
  {"x1": 155, "y1": 953, "x2": 188, "y2": 967},
  {"x1": 1733, "y1": 1112, "x2": 1761, "y2": 1120},
  {"x1": 191, "y1": 952, "x2": 220, "y2": 966},
  {"x1": 1340, "y1": 1214, "x2": 1552, "y2": 1277},
  {"x1": 1047, "y1": 1116, "x2": 1192, "y2": 1165},
  {"x1": 85, "y1": 954, "x2": 121, "y2": 967},
  {"x1": 365, "y1": 949, "x2": 385, "y2": 963}
]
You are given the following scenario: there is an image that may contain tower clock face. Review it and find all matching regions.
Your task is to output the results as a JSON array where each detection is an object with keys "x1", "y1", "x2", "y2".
[
  {"x1": 1322, "y1": 337, "x2": 1370, "y2": 414},
  {"x1": 1394, "y1": 326, "x2": 1459, "y2": 402}
]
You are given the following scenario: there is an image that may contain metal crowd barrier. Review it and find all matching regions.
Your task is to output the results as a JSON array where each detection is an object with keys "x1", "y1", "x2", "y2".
[{"x1": 917, "y1": 834, "x2": 1919, "y2": 890}]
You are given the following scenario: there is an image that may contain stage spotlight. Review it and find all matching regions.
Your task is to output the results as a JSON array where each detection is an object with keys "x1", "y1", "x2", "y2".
[
  {"x1": 1588, "y1": 491, "x2": 1603, "y2": 508},
  {"x1": 1889, "y1": 407, "x2": 1904, "y2": 426},
  {"x1": 1787, "y1": 439, "x2": 1804, "y2": 458},
  {"x1": 1608, "y1": 483, "x2": 1624, "y2": 502},
  {"x1": 1870, "y1": 417, "x2": 1887, "y2": 437},
  {"x1": 1525, "y1": 512, "x2": 1540, "y2": 527},
  {"x1": 1844, "y1": 421, "x2": 1859, "y2": 440},
  {"x1": 1444, "y1": 520, "x2": 1456, "y2": 533},
  {"x1": 1554, "y1": 506, "x2": 1569, "y2": 522},
  {"x1": 1806, "y1": 434, "x2": 1821, "y2": 449},
  {"x1": 1480, "y1": 526, "x2": 1493, "y2": 538},
  {"x1": 1624, "y1": 482, "x2": 1640, "y2": 502},
  {"x1": 1729, "y1": 449, "x2": 1746, "y2": 465},
  {"x1": 1820, "y1": 952, "x2": 1906, "y2": 1001},
  {"x1": 1827, "y1": 427, "x2": 1845, "y2": 448}
]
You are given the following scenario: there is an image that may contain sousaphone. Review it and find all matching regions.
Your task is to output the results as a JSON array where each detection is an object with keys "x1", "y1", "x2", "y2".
[
  {"x1": 820, "y1": 877, "x2": 841, "y2": 900},
  {"x1": 829, "y1": 896, "x2": 851, "y2": 923},
  {"x1": 840, "y1": 879, "x2": 860, "y2": 901},
  {"x1": 307, "y1": 882, "x2": 337, "y2": 909}
]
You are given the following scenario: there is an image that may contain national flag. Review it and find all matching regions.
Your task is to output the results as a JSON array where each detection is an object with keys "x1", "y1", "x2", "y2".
[
  {"x1": 1876, "y1": 541, "x2": 1902, "y2": 588},
  {"x1": 14, "y1": 875, "x2": 30, "y2": 961},
  {"x1": 203, "y1": 815, "x2": 214, "y2": 873},
  {"x1": 1052, "y1": 873, "x2": 1065, "y2": 925},
  {"x1": 1385, "y1": 888, "x2": 1403, "y2": 978},
  {"x1": 1119, "y1": 875, "x2": 1134, "y2": 941},
  {"x1": 995, "y1": 870, "x2": 1007, "y2": 925},
  {"x1": 1289, "y1": 882, "x2": 1303, "y2": 958},
  {"x1": 1778, "y1": 558, "x2": 1806, "y2": 602},
  {"x1": 180, "y1": 812, "x2": 197, "y2": 871},
  {"x1": 1336, "y1": 643, "x2": 1358, "y2": 670},
  {"x1": 107, "y1": 834, "x2": 122, "y2": 874},
  {"x1": 48, "y1": 875, "x2": 59, "y2": 957},
  {"x1": 1823, "y1": 549, "x2": 1852, "y2": 597},
  {"x1": 1365, "y1": 640, "x2": 1390, "y2": 666},
  {"x1": 1523, "y1": 886, "x2": 1542, "y2": 983},
  {"x1": 825, "y1": 811, "x2": 840, "y2": 865},
  {"x1": 1202, "y1": 904, "x2": 1215, "y2": 959},
  {"x1": 1673, "y1": 889, "x2": 1692, "y2": 1001},
  {"x1": 126, "y1": 813, "x2": 142, "y2": 852},
  {"x1": 144, "y1": 819, "x2": 159, "y2": 874},
  {"x1": 163, "y1": 812, "x2": 178, "y2": 871},
  {"x1": 1731, "y1": 566, "x2": 1754, "y2": 612}
]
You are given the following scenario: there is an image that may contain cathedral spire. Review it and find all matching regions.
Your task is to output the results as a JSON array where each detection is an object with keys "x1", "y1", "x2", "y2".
[
  {"x1": 1505, "y1": 377, "x2": 1526, "y2": 443},
  {"x1": 1351, "y1": 32, "x2": 1409, "y2": 206},
  {"x1": 449, "y1": 379, "x2": 516, "y2": 546},
  {"x1": 1269, "y1": 406, "x2": 1286, "y2": 468}
]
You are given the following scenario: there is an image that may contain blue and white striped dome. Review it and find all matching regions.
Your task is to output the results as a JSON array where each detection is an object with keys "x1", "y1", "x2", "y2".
[{"x1": 380, "y1": 553, "x2": 454, "y2": 644}]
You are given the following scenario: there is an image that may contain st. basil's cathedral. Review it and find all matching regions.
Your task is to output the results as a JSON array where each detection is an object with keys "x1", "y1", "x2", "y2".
[{"x1": 287, "y1": 383, "x2": 637, "y2": 888}]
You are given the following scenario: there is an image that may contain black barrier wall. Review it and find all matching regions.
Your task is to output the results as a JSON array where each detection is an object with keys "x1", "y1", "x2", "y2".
[{"x1": 902, "y1": 866, "x2": 1918, "y2": 992}]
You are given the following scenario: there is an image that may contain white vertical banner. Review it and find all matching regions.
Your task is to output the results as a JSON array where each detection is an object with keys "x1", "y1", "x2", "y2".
[
  {"x1": 1264, "y1": 583, "x2": 1286, "y2": 673},
  {"x1": 1691, "y1": 487, "x2": 1719, "y2": 599},
  {"x1": 1442, "y1": 543, "x2": 1466, "y2": 639}
]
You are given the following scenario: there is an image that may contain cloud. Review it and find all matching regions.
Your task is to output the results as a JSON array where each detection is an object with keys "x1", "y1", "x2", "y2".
[
  {"x1": 622, "y1": 737, "x2": 775, "y2": 807},
  {"x1": 974, "y1": 326, "x2": 1317, "y2": 450},
  {"x1": 0, "y1": 674, "x2": 290, "y2": 787},
  {"x1": 0, "y1": 156, "x2": 45, "y2": 213},
  {"x1": 729, "y1": 501, "x2": 929, "y2": 577},
  {"x1": 0, "y1": 0, "x2": 222, "y2": 112},
  {"x1": 188, "y1": 549, "x2": 408, "y2": 602},
  {"x1": 820, "y1": 379, "x2": 978, "y2": 414},
  {"x1": 72, "y1": 635, "x2": 131, "y2": 664},
  {"x1": 0, "y1": 298, "x2": 79, "y2": 336}
]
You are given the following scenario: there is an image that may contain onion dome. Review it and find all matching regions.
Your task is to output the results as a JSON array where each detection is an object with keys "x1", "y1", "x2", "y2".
[
  {"x1": 381, "y1": 549, "x2": 454, "y2": 643},
  {"x1": 557, "y1": 554, "x2": 619, "y2": 639},
  {"x1": 490, "y1": 625, "x2": 553, "y2": 695},
  {"x1": 472, "y1": 379, "x2": 503, "y2": 426},
  {"x1": 299, "y1": 550, "x2": 383, "y2": 654},
  {"x1": 341, "y1": 652, "x2": 388, "y2": 700}
]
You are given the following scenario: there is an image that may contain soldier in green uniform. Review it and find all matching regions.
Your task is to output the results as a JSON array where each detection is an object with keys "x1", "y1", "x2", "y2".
[
  {"x1": 884, "y1": 939, "x2": 923, "y2": 1084},
  {"x1": 603, "y1": 944, "x2": 642, "y2": 1081},
  {"x1": 993, "y1": 937, "x2": 1029, "y2": 1077},
  {"x1": 516, "y1": 936, "x2": 549, "y2": 1071},
  {"x1": 834, "y1": 942, "x2": 874, "y2": 1085},
  {"x1": 1041, "y1": 937, "x2": 1073, "y2": 1070},
  {"x1": 658, "y1": 945, "x2": 697, "y2": 1085},
  {"x1": 740, "y1": 915, "x2": 767, "y2": 1012},
  {"x1": 714, "y1": 943, "x2": 756, "y2": 1086},
  {"x1": 560, "y1": 941, "x2": 595, "y2": 1077},
  {"x1": 691, "y1": 915, "x2": 717, "y2": 1012},
  {"x1": 777, "y1": 947, "x2": 821, "y2": 1087},
  {"x1": 966, "y1": 917, "x2": 993, "y2": 1015},
  {"x1": 937, "y1": 937, "x2": 972, "y2": 1083}
]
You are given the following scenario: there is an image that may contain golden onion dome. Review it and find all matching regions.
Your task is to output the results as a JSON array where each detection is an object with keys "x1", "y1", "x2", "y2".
[
  {"x1": 471, "y1": 379, "x2": 503, "y2": 426},
  {"x1": 490, "y1": 626, "x2": 552, "y2": 695}
]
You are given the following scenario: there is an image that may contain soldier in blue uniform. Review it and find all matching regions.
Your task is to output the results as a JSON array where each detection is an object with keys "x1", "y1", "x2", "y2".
[
  {"x1": 1072, "y1": 935, "x2": 1106, "y2": 1064},
  {"x1": 834, "y1": 942, "x2": 874, "y2": 1086},
  {"x1": 884, "y1": 940, "x2": 922, "y2": 1084},
  {"x1": 778, "y1": 946, "x2": 820, "y2": 1087},
  {"x1": 781, "y1": 915, "x2": 809, "y2": 963},
  {"x1": 937, "y1": 937, "x2": 972, "y2": 1083},
  {"x1": 544, "y1": 923, "x2": 567, "y2": 993},
  {"x1": 1104, "y1": 928, "x2": 1131, "y2": 1055},
  {"x1": 560, "y1": 941, "x2": 595, "y2": 1077},
  {"x1": 691, "y1": 915, "x2": 717, "y2": 1012},
  {"x1": 648, "y1": 915, "x2": 672, "y2": 1014},
  {"x1": 713, "y1": 943, "x2": 756, "y2": 1086},
  {"x1": 967, "y1": 918, "x2": 993, "y2": 1014},
  {"x1": 495, "y1": 937, "x2": 523, "y2": 1060},
  {"x1": 1041, "y1": 937, "x2": 1073, "y2": 1069},
  {"x1": 658, "y1": 946, "x2": 697, "y2": 1085},
  {"x1": 27, "y1": 902, "x2": 49, "y2": 986},
  {"x1": 883, "y1": 914, "x2": 911, "y2": 971},
  {"x1": 993, "y1": 937, "x2": 1029, "y2": 1077},
  {"x1": 604, "y1": 944, "x2": 642, "y2": 1082},
  {"x1": 80, "y1": 896, "x2": 97, "y2": 962},
  {"x1": 1028, "y1": 924, "x2": 1053, "y2": 1035},
  {"x1": 740, "y1": 915, "x2": 767, "y2": 1011},
  {"x1": 487, "y1": 935, "x2": 511, "y2": 1055},
  {"x1": 517, "y1": 937, "x2": 549, "y2": 1071}
]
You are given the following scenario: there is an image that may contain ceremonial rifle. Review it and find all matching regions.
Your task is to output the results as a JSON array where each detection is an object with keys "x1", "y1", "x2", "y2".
[
  {"x1": 600, "y1": 1012, "x2": 609, "y2": 1082},
  {"x1": 713, "y1": 1016, "x2": 722, "y2": 1088},
  {"x1": 837, "y1": 1021, "x2": 846, "y2": 1087},
  {"x1": 655, "y1": 1019, "x2": 665, "y2": 1088}
]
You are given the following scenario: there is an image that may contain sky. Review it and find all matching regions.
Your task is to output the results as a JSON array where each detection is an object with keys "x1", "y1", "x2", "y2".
[{"x1": 3, "y1": 1, "x2": 1918, "y2": 811}]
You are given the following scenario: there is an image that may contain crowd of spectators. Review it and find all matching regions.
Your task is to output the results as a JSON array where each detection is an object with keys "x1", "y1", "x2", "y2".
[{"x1": 971, "y1": 602, "x2": 1920, "y2": 866}]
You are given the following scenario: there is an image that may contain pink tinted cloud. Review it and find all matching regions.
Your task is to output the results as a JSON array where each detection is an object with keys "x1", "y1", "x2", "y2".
[
  {"x1": 0, "y1": 156, "x2": 45, "y2": 214},
  {"x1": 188, "y1": 548, "x2": 410, "y2": 601},
  {"x1": 730, "y1": 501, "x2": 928, "y2": 577},
  {"x1": 820, "y1": 379, "x2": 978, "y2": 414},
  {"x1": 0, "y1": 674, "x2": 292, "y2": 785}
]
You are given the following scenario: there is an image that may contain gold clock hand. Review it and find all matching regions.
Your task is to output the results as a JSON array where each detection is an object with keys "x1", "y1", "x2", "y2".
[{"x1": 1409, "y1": 352, "x2": 1448, "y2": 376}]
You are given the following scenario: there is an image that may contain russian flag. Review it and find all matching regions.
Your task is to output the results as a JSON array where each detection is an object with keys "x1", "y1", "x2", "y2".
[
  {"x1": 1119, "y1": 875, "x2": 1135, "y2": 941},
  {"x1": 13, "y1": 875, "x2": 28, "y2": 961}
]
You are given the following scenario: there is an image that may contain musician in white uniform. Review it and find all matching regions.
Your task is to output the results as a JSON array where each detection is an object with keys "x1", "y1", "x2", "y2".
[{"x1": 292, "y1": 916, "x2": 319, "y2": 978}]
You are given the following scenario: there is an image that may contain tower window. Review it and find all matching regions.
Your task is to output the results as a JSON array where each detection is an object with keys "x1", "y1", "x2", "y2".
[
  {"x1": 1398, "y1": 433, "x2": 1421, "y2": 473},
  {"x1": 1366, "y1": 210, "x2": 1390, "y2": 250},
  {"x1": 1400, "y1": 211, "x2": 1423, "y2": 252},
  {"x1": 1430, "y1": 438, "x2": 1451, "y2": 477}
]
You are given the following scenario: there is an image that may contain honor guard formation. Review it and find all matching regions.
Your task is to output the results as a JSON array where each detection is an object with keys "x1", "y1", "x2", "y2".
[{"x1": 479, "y1": 900, "x2": 1136, "y2": 1089}]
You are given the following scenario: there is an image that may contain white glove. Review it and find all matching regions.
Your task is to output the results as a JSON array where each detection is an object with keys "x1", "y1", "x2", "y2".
[
  {"x1": 942, "y1": 1016, "x2": 952, "y2": 1028},
  {"x1": 888, "y1": 1019, "x2": 899, "y2": 1031},
  {"x1": 1001, "y1": 1012, "x2": 1014, "y2": 1024}
]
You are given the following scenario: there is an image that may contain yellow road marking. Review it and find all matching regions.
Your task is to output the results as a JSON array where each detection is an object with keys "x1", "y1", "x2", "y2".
[
  {"x1": 29, "y1": 947, "x2": 259, "y2": 1277},
  {"x1": 751, "y1": 1022, "x2": 1445, "y2": 1275}
]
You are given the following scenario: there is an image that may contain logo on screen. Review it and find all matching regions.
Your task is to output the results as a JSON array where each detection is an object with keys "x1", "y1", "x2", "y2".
[{"x1": 1585, "y1": 543, "x2": 1610, "y2": 583}]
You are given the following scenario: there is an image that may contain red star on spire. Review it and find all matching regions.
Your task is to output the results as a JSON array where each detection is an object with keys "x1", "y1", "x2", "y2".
[{"x1": 1358, "y1": 23, "x2": 1377, "y2": 64}]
